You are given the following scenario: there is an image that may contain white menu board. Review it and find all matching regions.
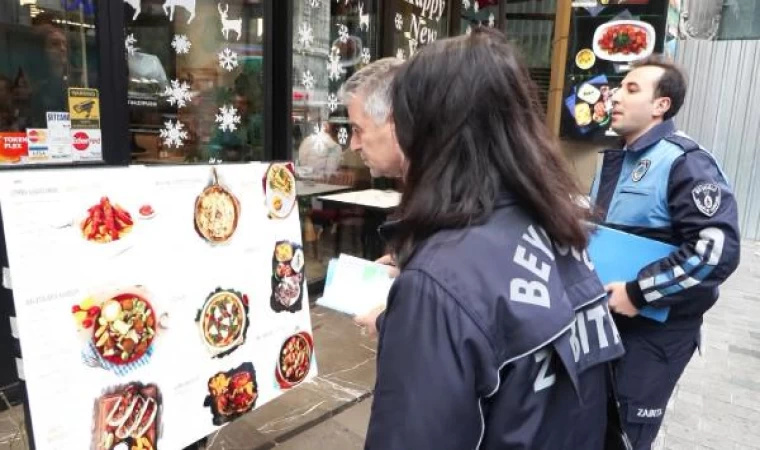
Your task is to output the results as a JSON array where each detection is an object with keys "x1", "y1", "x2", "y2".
[{"x1": 0, "y1": 163, "x2": 315, "y2": 450}]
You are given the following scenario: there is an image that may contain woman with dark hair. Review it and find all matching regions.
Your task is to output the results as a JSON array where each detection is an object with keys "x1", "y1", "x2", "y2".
[{"x1": 364, "y1": 28, "x2": 625, "y2": 449}]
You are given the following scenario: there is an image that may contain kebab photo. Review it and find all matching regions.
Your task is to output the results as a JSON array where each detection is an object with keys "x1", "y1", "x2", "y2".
[{"x1": 92, "y1": 382, "x2": 162, "y2": 450}]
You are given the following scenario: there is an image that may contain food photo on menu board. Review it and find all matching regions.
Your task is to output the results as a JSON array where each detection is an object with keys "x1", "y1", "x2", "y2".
[
  {"x1": 204, "y1": 362, "x2": 259, "y2": 426},
  {"x1": 72, "y1": 286, "x2": 168, "y2": 377},
  {"x1": 263, "y1": 163, "x2": 297, "y2": 219},
  {"x1": 194, "y1": 167, "x2": 241, "y2": 244},
  {"x1": 195, "y1": 287, "x2": 250, "y2": 359},
  {"x1": 276, "y1": 331, "x2": 315, "y2": 390},
  {"x1": 93, "y1": 382, "x2": 162, "y2": 450},
  {"x1": 565, "y1": 75, "x2": 614, "y2": 135},
  {"x1": 270, "y1": 240, "x2": 306, "y2": 313}
]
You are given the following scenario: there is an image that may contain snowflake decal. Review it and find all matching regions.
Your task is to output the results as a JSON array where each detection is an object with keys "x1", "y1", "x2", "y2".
[
  {"x1": 473, "y1": 1, "x2": 479, "y2": 13},
  {"x1": 160, "y1": 120, "x2": 188, "y2": 148},
  {"x1": 337, "y1": 127, "x2": 348, "y2": 146},
  {"x1": 327, "y1": 93, "x2": 339, "y2": 112},
  {"x1": 395, "y1": 13, "x2": 403, "y2": 31},
  {"x1": 361, "y1": 47, "x2": 371, "y2": 64},
  {"x1": 125, "y1": 34, "x2": 137, "y2": 56},
  {"x1": 172, "y1": 34, "x2": 192, "y2": 54},
  {"x1": 215, "y1": 105, "x2": 241, "y2": 132},
  {"x1": 297, "y1": 22, "x2": 314, "y2": 49},
  {"x1": 396, "y1": 48, "x2": 405, "y2": 60},
  {"x1": 327, "y1": 49, "x2": 345, "y2": 81},
  {"x1": 302, "y1": 70, "x2": 315, "y2": 90},
  {"x1": 462, "y1": 0, "x2": 470, "y2": 10},
  {"x1": 308, "y1": 0, "x2": 319, "y2": 7},
  {"x1": 218, "y1": 48, "x2": 239, "y2": 71},
  {"x1": 162, "y1": 79, "x2": 194, "y2": 108},
  {"x1": 488, "y1": 12, "x2": 495, "y2": 28},
  {"x1": 337, "y1": 24, "x2": 349, "y2": 43}
]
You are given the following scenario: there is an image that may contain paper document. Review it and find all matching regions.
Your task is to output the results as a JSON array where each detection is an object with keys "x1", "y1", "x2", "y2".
[
  {"x1": 317, "y1": 254, "x2": 395, "y2": 316},
  {"x1": 588, "y1": 225, "x2": 676, "y2": 322}
]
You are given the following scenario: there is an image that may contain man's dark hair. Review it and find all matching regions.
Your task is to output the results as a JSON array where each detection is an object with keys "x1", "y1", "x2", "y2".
[
  {"x1": 389, "y1": 27, "x2": 590, "y2": 266},
  {"x1": 633, "y1": 54, "x2": 688, "y2": 121}
]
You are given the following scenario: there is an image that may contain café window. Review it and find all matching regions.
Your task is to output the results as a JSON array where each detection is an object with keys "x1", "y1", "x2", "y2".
[
  {"x1": 0, "y1": 0, "x2": 102, "y2": 164},
  {"x1": 124, "y1": 0, "x2": 265, "y2": 164}
]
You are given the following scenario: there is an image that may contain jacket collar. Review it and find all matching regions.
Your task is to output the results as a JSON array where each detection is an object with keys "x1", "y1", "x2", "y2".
[{"x1": 624, "y1": 119, "x2": 676, "y2": 153}]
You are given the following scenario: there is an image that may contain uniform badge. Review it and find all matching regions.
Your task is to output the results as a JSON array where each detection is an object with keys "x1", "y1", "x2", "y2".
[
  {"x1": 632, "y1": 159, "x2": 651, "y2": 182},
  {"x1": 692, "y1": 182, "x2": 721, "y2": 217}
]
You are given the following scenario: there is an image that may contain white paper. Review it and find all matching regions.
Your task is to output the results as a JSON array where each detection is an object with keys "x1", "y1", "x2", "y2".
[
  {"x1": 318, "y1": 254, "x2": 394, "y2": 316},
  {"x1": 2, "y1": 266, "x2": 10, "y2": 289},
  {"x1": 9, "y1": 316, "x2": 18, "y2": 339}
]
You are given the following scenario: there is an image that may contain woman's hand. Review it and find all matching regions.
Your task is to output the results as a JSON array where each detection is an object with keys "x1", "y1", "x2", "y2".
[
  {"x1": 376, "y1": 254, "x2": 400, "y2": 278},
  {"x1": 354, "y1": 304, "x2": 386, "y2": 338}
]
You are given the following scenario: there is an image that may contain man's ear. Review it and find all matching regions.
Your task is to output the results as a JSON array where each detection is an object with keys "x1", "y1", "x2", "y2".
[{"x1": 654, "y1": 97, "x2": 672, "y2": 119}]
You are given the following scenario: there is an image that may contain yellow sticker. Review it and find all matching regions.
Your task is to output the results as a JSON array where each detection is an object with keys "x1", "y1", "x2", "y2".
[{"x1": 68, "y1": 88, "x2": 101, "y2": 129}]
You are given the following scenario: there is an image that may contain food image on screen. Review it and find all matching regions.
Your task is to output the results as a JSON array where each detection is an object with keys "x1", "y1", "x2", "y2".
[
  {"x1": 593, "y1": 20, "x2": 654, "y2": 62},
  {"x1": 276, "y1": 332, "x2": 314, "y2": 389},
  {"x1": 92, "y1": 293, "x2": 157, "y2": 365},
  {"x1": 196, "y1": 288, "x2": 249, "y2": 358},
  {"x1": 203, "y1": 363, "x2": 258, "y2": 425},
  {"x1": 81, "y1": 197, "x2": 133, "y2": 243},
  {"x1": 93, "y1": 382, "x2": 161, "y2": 450},
  {"x1": 194, "y1": 168, "x2": 240, "y2": 243},
  {"x1": 270, "y1": 241, "x2": 305, "y2": 313}
]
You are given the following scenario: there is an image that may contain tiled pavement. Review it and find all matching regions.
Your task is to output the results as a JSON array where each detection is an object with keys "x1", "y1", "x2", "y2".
[{"x1": 1, "y1": 241, "x2": 759, "y2": 450}]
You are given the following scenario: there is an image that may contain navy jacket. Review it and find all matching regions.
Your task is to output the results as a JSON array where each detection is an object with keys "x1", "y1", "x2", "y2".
[
  {"x1": 365, "y1": 195, "x2": 624, "y2": 450},
  {"x1": 590, "y1": 120, "x2": 741, "y2": 325}
]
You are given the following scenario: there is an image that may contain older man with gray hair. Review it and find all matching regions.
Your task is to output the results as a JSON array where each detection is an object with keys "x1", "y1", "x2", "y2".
[{"x1": 340, "y1": 57, "x2": 406, "y2": 178}]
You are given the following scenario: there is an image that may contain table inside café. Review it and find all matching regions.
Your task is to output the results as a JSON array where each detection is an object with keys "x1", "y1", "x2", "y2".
[{"x1": 318, "y1": 189, "x2": 402, "y2": 260}]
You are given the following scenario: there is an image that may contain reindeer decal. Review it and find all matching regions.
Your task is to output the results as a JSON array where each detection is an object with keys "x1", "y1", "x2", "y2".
[
  {"x1": 218, "y1": 3, "x2": 242, "y2": 41},
  {"x1": 163, "y1": 0, "x2": 196, "y2": 24},
  {"x1": 123, "y1": 0, "x2": 141, "y2": 20}
]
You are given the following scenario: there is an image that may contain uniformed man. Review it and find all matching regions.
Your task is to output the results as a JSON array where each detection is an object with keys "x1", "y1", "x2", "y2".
[{"x1": 590, "y1": 55, "x2": 741, "y2": 448}]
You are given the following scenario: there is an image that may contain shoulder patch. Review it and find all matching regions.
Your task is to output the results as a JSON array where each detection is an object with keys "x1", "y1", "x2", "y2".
[{"x1": 692, "y1": 182, "x2": 721, "y2": 217}]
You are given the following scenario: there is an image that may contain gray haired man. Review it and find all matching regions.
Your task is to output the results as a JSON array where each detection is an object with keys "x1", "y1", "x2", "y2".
[
  {"x1": 341, "y1": 58, "x2": 405, "y2": 335},
  {"x1": 340, "y1": 57, "x2": 406, "y2": 178}
]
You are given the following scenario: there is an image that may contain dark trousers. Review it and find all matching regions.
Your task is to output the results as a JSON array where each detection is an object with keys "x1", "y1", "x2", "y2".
[{"x1": 613, "y1": 324, "x2": 700, "y2": 449}]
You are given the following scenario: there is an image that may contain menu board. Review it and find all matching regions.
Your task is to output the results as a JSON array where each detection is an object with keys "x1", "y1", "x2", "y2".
[
  {"x1": 0, "y1": 163, "x2": 315, "y2": 450},
  {"x1": 561, "y1": 0, "x2": 668, "y2": 140}
]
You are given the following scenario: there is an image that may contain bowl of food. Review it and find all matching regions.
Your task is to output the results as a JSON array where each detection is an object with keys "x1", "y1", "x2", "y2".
[
  {"x1": 593, "y1": 20, "x2": 655, "y2": 63},
  {"x1": 92, "y1": 293, "x2": 157, "y2": 365},
  {"x1": 275, "y1": 332, "x2": 314, "y2": 389}
]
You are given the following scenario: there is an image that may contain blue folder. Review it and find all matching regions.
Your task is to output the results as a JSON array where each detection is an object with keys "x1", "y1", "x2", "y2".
[{"x1": 587, "y1": 225, "x2": 675, "y2": 322}]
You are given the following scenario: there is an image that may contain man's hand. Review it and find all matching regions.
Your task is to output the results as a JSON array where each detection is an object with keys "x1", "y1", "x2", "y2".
[
  {"x1": 376, "y1": 254, "x2": 399, "y2": 278},
  {"x1": 605, "y1": 282, "x2": 639, "y2": 317},
  {"x1": 354, "y1": 304, "x2": 386, "y2": 338}
]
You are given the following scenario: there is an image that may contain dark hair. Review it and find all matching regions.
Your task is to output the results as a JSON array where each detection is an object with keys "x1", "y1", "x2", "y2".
[
  {"x1": 390, "y1": 27, "x2": 589, "y2": 265},
  {"x1": 632, "y1": 54, "x2": 688, "y2": 121}
]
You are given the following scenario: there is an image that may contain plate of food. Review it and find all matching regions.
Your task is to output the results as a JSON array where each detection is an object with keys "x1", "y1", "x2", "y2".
[
  {"x1": 196, "y1": 288, "x2": 249, "y2": 358},
  {"x1": 204, "y1": 362, "x2": 258, "y2": 425},
  {"x1": 195, "y1": 167, "x2": 240, "y2": 244},
  {"x1": 593, "y1": 20, "x2": 655, "y2": 63},
  {"x1": 270, "y1": 241, "x2": 305, "y2": 313},
  {"x1": 93, "y1": 382, "x2": 161, "y2": 450},
  {"x1": 275, "y1": 332, "x2": 314, "y2": 389},
  {"x1": 576, "y1": 48, "x2": 596, "y2": 70},
  {"x1": 80, "y1": 197, "x2": 134, "y2": 244},
  {"x1": 264, "y1": 163, "x2": 296, "y2": 219}
]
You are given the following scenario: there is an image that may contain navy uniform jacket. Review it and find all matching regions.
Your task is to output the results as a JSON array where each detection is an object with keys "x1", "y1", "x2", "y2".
[
  {"x1": 366, "y1": 194, "x2": 624, "y2": 450},
  {"x1": 590, "y1": 120, "x2": 741, "y2": 326}
]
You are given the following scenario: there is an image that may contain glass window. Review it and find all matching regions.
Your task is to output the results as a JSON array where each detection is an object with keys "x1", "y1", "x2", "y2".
[
  {"x1": 392, "y1": 0, "x2": 450, "y2": 61},
  {"x1": 292, "y1": 1, "x2": 381, "y2": 284},
  {"x1": 459, "y1": 0, "x2": 499, "y2": 35},
  {"x1": 0, "y1": 0, "x2": 101, "y2": 164},
  {"x1": 125, "y1": 0, "x2": 265, "y2": 164},
  {"x1": 718, "y1": 0, "x2": 760, "y2": 40}
]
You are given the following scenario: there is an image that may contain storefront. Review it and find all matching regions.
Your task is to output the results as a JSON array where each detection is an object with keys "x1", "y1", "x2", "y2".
[{"x1": 0, "y1": 0, "x2": 680, "y2": 447}]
